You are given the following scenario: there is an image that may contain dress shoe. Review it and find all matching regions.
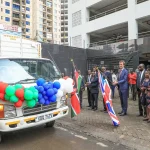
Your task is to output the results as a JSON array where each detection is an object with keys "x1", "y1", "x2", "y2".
[
  {"x1": 118, "y1": 111, "x2": 123, "y2": 115},
  {"x1": 93, "y1": 108, "x2": 97, "y2": 111},
  {"x1": 137, "y1": 114, "x2": 143, "y2": 117},
  {"x1": 86, "y1": 105, "x2": 91, "y2": 107},
  {"x1": 143, "y1": 118, "x2": 148, "y2": 121},
  {"x1": 119, "y1": 113, "x2": 127, "y2": 116}
]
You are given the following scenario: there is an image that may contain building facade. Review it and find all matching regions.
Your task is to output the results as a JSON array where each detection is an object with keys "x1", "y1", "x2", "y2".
[
  {"x1": 0, "y1": 0, "x2": 61, "y2": 43},
  {"x1": 68, "y1": 0, "x2": 150, "y2": 48},
  {"x1": 61, "y1": 0, "x2": 68, "y2": 46}
]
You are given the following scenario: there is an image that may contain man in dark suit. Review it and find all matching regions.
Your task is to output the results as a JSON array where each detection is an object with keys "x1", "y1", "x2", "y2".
[
  {"x1": 78, "y1": 70, "x2": 85, "y2": 109},
  {"x1": 113, "y1": 60, "x2": 128, "y2": 116},
  {"x1": 86, "y1": 70, "x2": 92, "y2": 107},
  {"x1": 89, "y1": 71, "x2": 99, "y2": 111},
  {"x1": 101, "y1": 67, "x2": 112, "y2": 112},
  {"x1": 136, "y1": 64, "x2": 146, "y2": 116}
]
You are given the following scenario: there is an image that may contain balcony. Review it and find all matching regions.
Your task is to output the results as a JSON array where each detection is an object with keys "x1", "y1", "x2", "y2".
[
  {"x1": 88, "y1": 3, "x2": 127, "y2": 22},
  {"x1": 137, "y1": 0, "x2": 149, "y2": 4},
  {"x1": 13, "y1": 14, "x2": 20, "y2": 20},
  {"x1": 13, "y1": 0, "x2": 20, "y2": 4},
  {"x1": 12, "y1": 21, "x2": 20, "y2": 26}
]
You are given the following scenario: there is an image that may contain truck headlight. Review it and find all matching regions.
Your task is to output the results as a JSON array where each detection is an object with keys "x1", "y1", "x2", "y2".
[
  {"x1": 60, "y1": 96, "x2": 66, "y2": 107},
  {"x1": 4, "y1": 105, "x2": 17, "y2": 119}
]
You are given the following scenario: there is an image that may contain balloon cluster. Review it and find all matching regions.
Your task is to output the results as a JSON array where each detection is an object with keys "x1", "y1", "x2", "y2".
[
  {"x1": 0, "y1": 82, "x2": 25, "y2": 107},
  {"x1": 0, "y1": 77, "x2": 74, "y2": 108},
  {"x1": 35, "y1": 78, "x2": 61, "y2": 106}
]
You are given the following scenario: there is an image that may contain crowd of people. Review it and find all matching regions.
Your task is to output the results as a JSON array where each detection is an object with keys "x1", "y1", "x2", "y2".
[{"x1": 76, "y1": 61, "x2": 150, "y2": 123}]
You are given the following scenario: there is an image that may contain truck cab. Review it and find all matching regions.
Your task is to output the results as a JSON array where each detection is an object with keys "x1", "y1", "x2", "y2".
[{"x1": 0, "y1": 57, "x2": 69, "y2": 142}]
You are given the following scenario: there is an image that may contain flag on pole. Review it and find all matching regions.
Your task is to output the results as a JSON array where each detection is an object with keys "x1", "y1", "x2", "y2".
[
  {"x1": 99, "y1": 73, "x2": 120, "y2": 126},
  {"x1": 70, "y1": 59, "x2": 81, "y2": 118}
]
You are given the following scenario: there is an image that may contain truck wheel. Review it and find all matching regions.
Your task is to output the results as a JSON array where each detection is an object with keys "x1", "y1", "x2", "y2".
[{"x1": 46, "y1": 120, "x2": 55, "y2": 128}]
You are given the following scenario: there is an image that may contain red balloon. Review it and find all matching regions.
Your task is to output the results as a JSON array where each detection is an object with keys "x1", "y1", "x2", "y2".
[
  {"x1": 0, "y1": 93, "x2": 4, "y2": 100},
  {"x1": 14, "y1": 100, "x2": 23, "y2": 107},
  {"x1": 15, "y1": 89, "x2": 24, "y2": 99},
  {"x1": 0, "y1": 82, "x2": 8, "y2": 93}
]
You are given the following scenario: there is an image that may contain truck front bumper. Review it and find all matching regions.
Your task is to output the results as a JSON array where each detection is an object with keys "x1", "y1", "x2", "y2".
[{"x1": 0, "y1": 106, "x2": 69, "y2": 132}]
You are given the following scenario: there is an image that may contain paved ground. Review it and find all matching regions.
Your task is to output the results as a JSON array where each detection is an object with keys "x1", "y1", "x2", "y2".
[
  {"x1": 56, "y1": 90, "x2": 150, "y2": 150},
  {"x1": 0, "y1": 125, "x2": 129, "y2": 150}
]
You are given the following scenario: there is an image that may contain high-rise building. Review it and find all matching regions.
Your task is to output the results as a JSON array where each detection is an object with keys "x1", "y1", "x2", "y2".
[
  {"x1": 61, "y1": 0, "x2": 68, "y2": 46},
  {"x1": 0, "y1": 0, "x2": 33, "y2": 39},
  {"x1": 69, "y1": 0, "x2": 150, "y2": 49},
  {"x1": 0, "y1": 0, "x2": 61, "y2": 44},
  {"x1": 53, "y1": 0, "x2": 61, "y2": 44}
]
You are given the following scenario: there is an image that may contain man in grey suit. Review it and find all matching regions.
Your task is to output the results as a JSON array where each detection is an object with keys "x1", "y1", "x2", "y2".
[{"x1": 136, "y1": 64, "x2": 146, "y2": 117}]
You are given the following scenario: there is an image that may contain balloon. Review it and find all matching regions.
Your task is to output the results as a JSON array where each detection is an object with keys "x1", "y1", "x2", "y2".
[
  {"x1": 5, "y1": 86, "x2": 16, "y2": 96},
  {"x1": 34, "y1": 86, "x2": 39, "y2": 90},
  {"x1": 14, "y1": 100, "x2": 23, "y2": 107},
  {"x1": 66, "y1": 78, "x2": 73, "y2": 85},
  {"x1": 65, "y1": 83, "x2": 73, "y2": 93},
  {"x1": 33, "y1": 92, "x2": 38, "y2": 99},
  {"x1": 4, "y1": 94, "x2": 10, "y2": 101},
  {"x1": 48, "y1": 83, "x2": 53, "y2": 89},
  {"x1": 46, "y1": 89, "x2": 54, "y2": 97},
  {"x1": 15, "y1": 84, "x2": 23, "y2": 89},
  {"x1": 49, "y1": 95, "x2": 57, "y2": 102},
  {"x1": 53, "y1": 81, "x2": 61, "y2": 89},
  {"x1": 10, "y1": 95, "x2": 18, "y2": 103},
  {"x1": 15, "y1": 89, "x2": 24, "y2": 99},
  {"x1": 38, "y1": 86, "x2": 44, "y2": 93},
  {"x1": 35, "y1": 98, "x2": 38, "y2": 102},
  {"x1": 45, "y1": 100, "x2": 50, "y2": 105},
  {"x1": 36, "y1": 78, "x2": 45, "y2": 86},
  {"x1": 26, "y1": 100, "x2": 36, "y2": 108},
  {"x1": 48, "y1": 81, "x2": 53, "y2": 84},
  {"x1": 24, "y1": 90, "x2": 33, "y2": 100},
  {"x1": 53, "y1": 88, "x2": 58, "y2": 94},
  {"x1": 43, "y1": 83, "x2": 50, "y2": 90},
  {"x1": 44, "y1": 96, "x2": 48, "y2": 100},
  {"x1": 38, "y1": 93, "x2": 43, "y2": 99},
  {"x1": 29, "y1": 86, "x2": 36, "y2": 92},
  {"x1": 42, "y1": 91, "x2": 46, "y2": 96},
  {"x1": 39, "y1": 98, "x2": 45, "y2": 104},
  {"x1": 0, "y1": 82, "x2": 8, "y2": 93},
  {"x1": 0, "y1": 93, "x2": 4, "y2": 100},
  {"x1": 56, "y1": 90, "x2": 63, "y2": 98}
]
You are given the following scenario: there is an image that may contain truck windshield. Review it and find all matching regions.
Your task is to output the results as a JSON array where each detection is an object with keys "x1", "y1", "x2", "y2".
[{"x1": 0, "y1": 59, "x2": 61, "y2": 84}]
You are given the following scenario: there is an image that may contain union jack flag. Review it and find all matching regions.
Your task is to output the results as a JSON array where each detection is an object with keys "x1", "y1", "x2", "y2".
[{"x1": 99, "y1": 72, "x2": 120, "y2": 126}]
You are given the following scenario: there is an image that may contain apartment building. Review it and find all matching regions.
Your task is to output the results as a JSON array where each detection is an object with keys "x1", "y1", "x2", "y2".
[
  {"x1": 0, "y1": 0, "x2": 32, "y2": 39},
  {"x1": 0, "y1": 0, "x2": 61, "y2": 43},
  {"x1": 61, "y1": 0, "x2": 68, "y2": 46},
  {"x1": 68, "y1": 0, "x2": 150, "y2": 48}
]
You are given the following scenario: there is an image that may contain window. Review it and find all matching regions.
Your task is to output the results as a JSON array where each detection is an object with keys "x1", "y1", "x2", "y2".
[
  {"x1": 5, "y1": 2, "x2": 10, "y2": 6},
  {"x1": 26, "y1": 21, "x2": 30, "y2": 25},
  {"x1": 54, "y1": 28, "x2": 57, "y2": 32},
  {"x1": 26, "y1": 36, "x2": 30, "y2": 38},
  {"x1": 1, "y1": 0, "x2": 3, "y2": 4},
  {"x1": 26, "y1": 14, "x2": 30, "y2": 18},
  {"x1": 72, "y1": 10, "x2": 82, "y2": 27},
  {"x1": 1, "y1": 16, "x2": 3, "y2": 20},
  {"x1": 72, "y1": 0, "x2": 80, "y2": 4},
  {"x1": 13, "y1": 4, "x2": 20, "y2": 11},
  {"x1": 72, "y1": 35, "x2": 82, "y2": 48},
  {"x1": 5, "y1": 9, "x2": 10, "y2": 14},
  {"x1": 26, "y1": 0, "x2": 30, "y2": 4},
  {"x1": 26, "y1": 7, "x2": 30, "y2": 11},
  {"x1": 26, "y1": 28, "x2": 30, "y2": 32},
  {"x1": 1, "y1": 8, "x2": 3, "y2": 12},
  {"x1": 39, "y1": 24, "x2": 43, "y2": 28},
  {"x1": 5, "y1": 17, "x2": 10, "y2": 22}
]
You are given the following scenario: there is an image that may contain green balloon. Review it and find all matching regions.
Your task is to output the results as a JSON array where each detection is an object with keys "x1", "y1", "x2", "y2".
[
  {"x1": 26, "y1": 100, "x2": 36, "y2": 108},
  {"x1": 15, "y1": 84, "x2": 23, "y2": 89},
  {"x1": 33, "y1": 92, "x2": 38, "y2": 99},
  {"x1": 4, "y1": 94, "x2": 10, "y2": 101},
  {"x1": 35, "y1": 89, "x2": 38, "y2": 93},
  {"x1": 5, "y1": 86, "x2": 16, "y2": 96},
  {"x1": 29, "y1": 87, "x2": 36, "y2": 92},
  {"x1": 35, "y1": 99, "x2": 38, "y2": 102},
  {"x1": 24, "y1": 90, "x2": 33, "y2": 100},
  {"x1": 10, "y1": 95, "x2": 18, "y2": 103}
]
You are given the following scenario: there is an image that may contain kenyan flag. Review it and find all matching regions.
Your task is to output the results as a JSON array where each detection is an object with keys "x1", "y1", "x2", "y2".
[
  {"x1": 74, "y1": 69, "x2": 82, "y2": 94},
  {"x1": 71, "y1": 89, "x2": 80, "y2": 118}
]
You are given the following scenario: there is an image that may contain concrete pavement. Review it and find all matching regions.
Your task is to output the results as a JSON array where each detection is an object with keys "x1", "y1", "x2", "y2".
[{"x1": 56, "y1": 91, "x2": 150, "y2": 150}]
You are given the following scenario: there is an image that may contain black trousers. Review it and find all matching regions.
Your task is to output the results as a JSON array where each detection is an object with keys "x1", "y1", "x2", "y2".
[
  {"x1": 91, "y1": 93, "x2": 98, "y2": 109},
  {"x1": 79, "y1": 91, "x2": 83, "y2": 108},
  {"x1": 87, "y1": 88, "x2": 91, "y2": 106},
  {"x1": 131, "y1": 84, "x2": 136, "y2": 100},
  {"x1": 137, "y1": 89, "x2": 146, "y2": 116}
]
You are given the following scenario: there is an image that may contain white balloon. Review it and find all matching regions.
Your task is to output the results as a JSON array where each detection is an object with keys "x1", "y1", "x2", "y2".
[
  {"x1": 66, "y1": 78, "x2": 73, "y2": 84},
  {"x1": 56, "y1": 90, "x2": 63, "y2": 98}
]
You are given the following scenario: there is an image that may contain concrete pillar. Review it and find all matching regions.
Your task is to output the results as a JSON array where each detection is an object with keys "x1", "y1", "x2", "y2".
[{"x1": 128, "y1": 0, "x2": 138, "y2": 40}]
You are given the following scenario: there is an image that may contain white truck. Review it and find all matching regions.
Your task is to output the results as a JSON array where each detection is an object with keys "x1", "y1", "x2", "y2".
[{"x1": 0, "y1": 34, "x2": 69, "y2": 142}]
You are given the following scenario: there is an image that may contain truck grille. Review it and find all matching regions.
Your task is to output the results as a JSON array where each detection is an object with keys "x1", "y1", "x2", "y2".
[{"x1": 22, "y1": 102, "x2": 57, "y2": 116}]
